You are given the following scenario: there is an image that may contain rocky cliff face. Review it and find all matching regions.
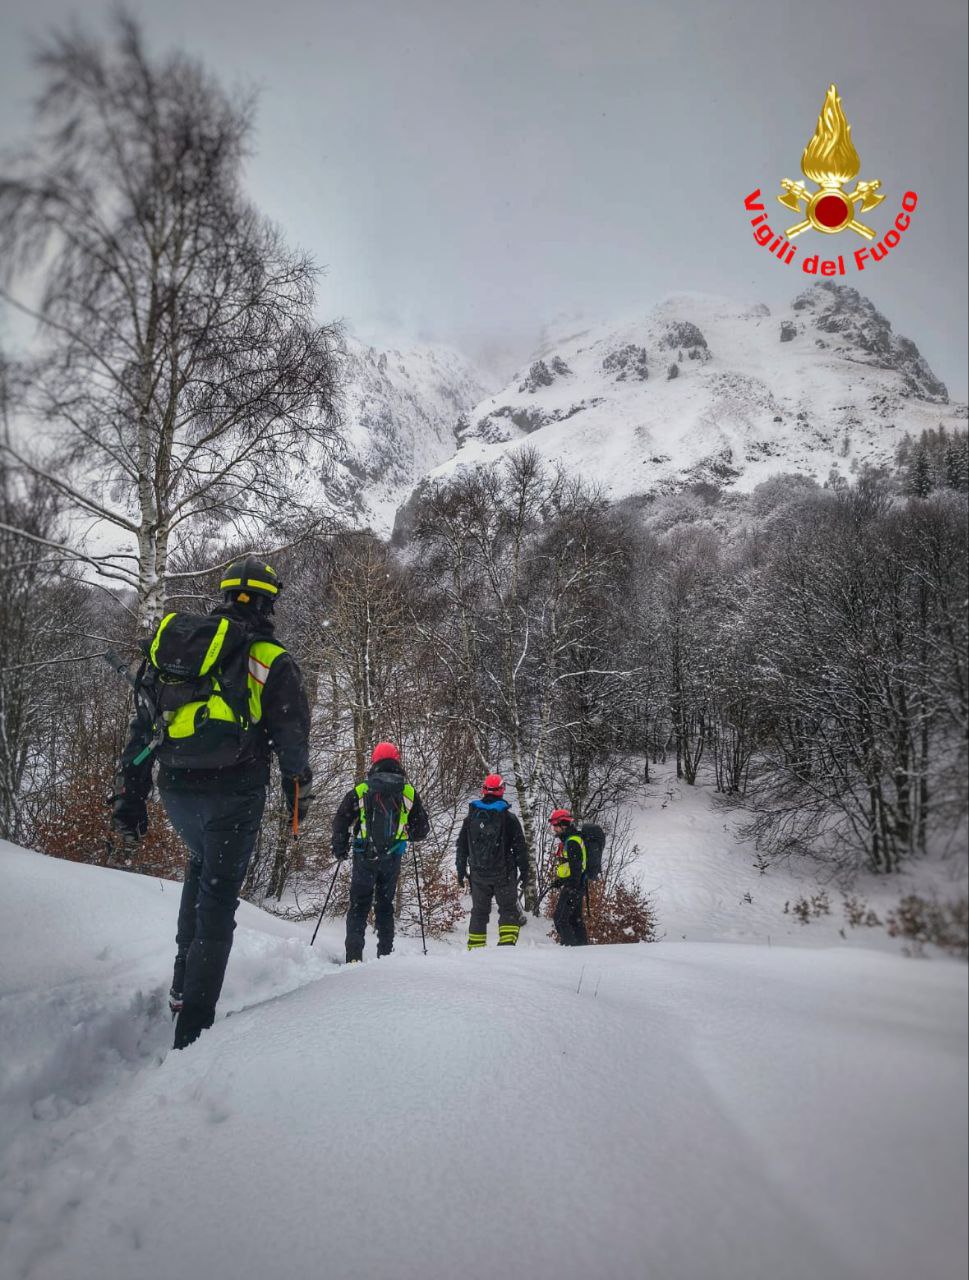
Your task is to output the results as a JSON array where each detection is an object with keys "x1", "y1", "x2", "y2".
[{"x1": 788, "y1": 283, "x2": 949, "y2": 401}]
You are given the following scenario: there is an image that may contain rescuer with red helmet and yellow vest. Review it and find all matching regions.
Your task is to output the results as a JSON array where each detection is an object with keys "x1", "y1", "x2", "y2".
[
  {"x1": 331, "y1": 741, "x2": 430, "y2": 963},
  {"x1": 549, "y1": 808, "x2": 588, "y2": 946}
]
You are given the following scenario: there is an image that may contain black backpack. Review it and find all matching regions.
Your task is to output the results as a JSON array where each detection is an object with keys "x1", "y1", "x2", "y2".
[
  {"x1": 137, "y1": 612, "x2": 254, "y2": 769},
  {"x1": 353, "y1": 773, "x2": 416, "y2": 861},
  {"x1": 580, "y1": 823, "x2": 605, "y2": 881},
  {"x1": 466, "y1": 805, "x2": 508, "y2": 879}
]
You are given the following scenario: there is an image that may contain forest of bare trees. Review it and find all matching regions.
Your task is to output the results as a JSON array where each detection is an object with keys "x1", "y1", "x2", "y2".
[{"x1": 2, "y1": 434, "x2": 966, "y2": 935}]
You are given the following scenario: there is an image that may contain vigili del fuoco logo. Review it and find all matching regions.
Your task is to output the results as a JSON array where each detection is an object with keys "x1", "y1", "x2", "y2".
[{"x1": 743, "y1": 84, "x2": 919, "y2": 277}]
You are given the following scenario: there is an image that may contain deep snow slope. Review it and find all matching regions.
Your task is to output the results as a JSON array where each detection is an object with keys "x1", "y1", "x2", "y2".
[
  {"x1": 1, "y1": 839, "x2": 965, "y2": 1280},
  {"x1": 320, "y1": 335, "x2": 489, "y2": 532},
  {"x1": 416, "y1": 284, "x2": 966, "y2": 507},
  {"x1": 626, "y1": 766, "x2": 969, "y2": 949}
]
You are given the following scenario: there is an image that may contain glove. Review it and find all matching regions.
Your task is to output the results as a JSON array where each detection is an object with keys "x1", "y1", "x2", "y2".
[
  {"x1": 282, "y1": 777, "x2": 313, "y2": 822},
  {"x1": 332, "y1": 847, "x2": 349, "y2": 862},
  {"x1": 457, "y1": 871, "x2": 466, "y2": 887},
  {"x1": 111, "y1": 793, "x2": 148, "y2": 841}
]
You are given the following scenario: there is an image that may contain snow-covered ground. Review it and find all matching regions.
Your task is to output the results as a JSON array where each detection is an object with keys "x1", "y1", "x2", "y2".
[
  {"x1": 629, "y1": 769, "x2": 969, "y2": 949},
  {"x1": 1, "y1": 773, "x2": 966, "y2": 1280}
]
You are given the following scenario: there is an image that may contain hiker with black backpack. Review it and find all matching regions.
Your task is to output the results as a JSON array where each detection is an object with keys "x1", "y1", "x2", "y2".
[
  {"x1": 111, "y1": 556, "x2": 313, "y2": 1050},
  {"x1": 549, "y1": 808, "x2": 589, "y2": 946},
  {"x1": 331, "y1": 742, "x2": 430, "y2": 963},
  {"x1": 456, "y1": 774, "x2": 529, "y2": 949}
]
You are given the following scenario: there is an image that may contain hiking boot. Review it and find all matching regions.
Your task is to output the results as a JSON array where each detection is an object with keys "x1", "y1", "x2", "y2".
[{"x1": 173, "y1": 1003, "x2": 215, "y2": 1051}]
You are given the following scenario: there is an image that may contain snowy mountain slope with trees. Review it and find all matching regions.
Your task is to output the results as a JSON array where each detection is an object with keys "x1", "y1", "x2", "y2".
[
  {"x1": 629, "y1": 767, "x2": 967, "y2": 948},
  {"x1": 1, "y1": 838, "x2": 965, "y2": 1280},
  {"x1": 407, "y1": 285, "x2": 966, "y2": 514}
]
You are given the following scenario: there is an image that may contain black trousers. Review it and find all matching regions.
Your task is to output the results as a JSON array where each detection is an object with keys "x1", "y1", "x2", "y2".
[
  {"x1": 553, "y1": 883, "x2": 588, "y2": 946},
  {"x1": 163, "y1": 786, "x2": 266, "y2": 1014},
  {"x1": 469, "y1": 876, "x2": 520, "y2": 933},
  {"x1": 345, "y1": 852, "x2": 402, "y2": 961}
]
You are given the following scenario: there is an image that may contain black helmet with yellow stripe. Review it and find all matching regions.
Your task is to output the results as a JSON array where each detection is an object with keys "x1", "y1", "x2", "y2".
[{"x1": 219, "y1": 555, "x2": 282, "y2": 606}]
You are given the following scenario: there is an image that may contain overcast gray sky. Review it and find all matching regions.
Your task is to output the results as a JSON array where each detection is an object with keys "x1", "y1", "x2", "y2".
[{"x1": 1, "y1": 0, "x2": 966, "y2": 394}]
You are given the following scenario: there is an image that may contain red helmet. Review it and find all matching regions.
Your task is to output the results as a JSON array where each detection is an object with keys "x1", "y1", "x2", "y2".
[
  {"x1": 549, "y1": 808, "x2": 573, "y2": 827},
  {"x1": 482, "y1": 773, "x2": 505, "y2": 797},
  {"x1": 371, "y1": 741, "x2": 401, "y2": 765}
]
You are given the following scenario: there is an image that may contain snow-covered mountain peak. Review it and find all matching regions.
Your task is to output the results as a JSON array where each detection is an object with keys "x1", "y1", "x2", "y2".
[
  {"x1": 312, "y1": 288, "x2": 961, "y2": 536},
  {"x1": 423, "y1": 285, "x2": 964, "y2": 507}
]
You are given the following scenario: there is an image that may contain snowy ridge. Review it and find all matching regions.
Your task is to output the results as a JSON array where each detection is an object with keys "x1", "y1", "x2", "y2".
[
  {"x1": 318, "y1": 335, "x2": 489, "y2": 533},
  {"x1": 415, "y1": 285, "x2": 966, "y2": 508}
]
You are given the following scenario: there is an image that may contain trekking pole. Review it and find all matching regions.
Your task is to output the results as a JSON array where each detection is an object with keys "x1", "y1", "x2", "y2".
[
  {"x1": 412, "y1": 844, "x2": 428, "y2": 955},
  {"x1": 292, "y1": 779, "x2": 300, "y2": 841},
  {"x1": 310, "y1": 860, "x2": 342, "y2": 947}
]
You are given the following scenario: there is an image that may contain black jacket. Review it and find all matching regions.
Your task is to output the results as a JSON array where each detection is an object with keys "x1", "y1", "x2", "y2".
[
  {"x1": 119, "y1": 602, "x2": 312, "y2": 802},
  {"x1": 456, "y1": 798, "x2": 529, "y2": 886},
  {"x1": 331, "y1": 759, "x2": 430, "y2": 858}
]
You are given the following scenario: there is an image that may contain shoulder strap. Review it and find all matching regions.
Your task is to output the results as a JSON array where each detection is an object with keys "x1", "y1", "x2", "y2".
[
  {"x1": 355, "y1": 782, "x2": 369, "y2": 837},
  {"x1": 396, "y1": 782, "x2": 415, "y2": 840},
  {"x1": 200, "y1": 618, "x2": 231, "y2": 675},
  {"x1": 148, "y1": 613, "x2": 176, "y2": 667}
]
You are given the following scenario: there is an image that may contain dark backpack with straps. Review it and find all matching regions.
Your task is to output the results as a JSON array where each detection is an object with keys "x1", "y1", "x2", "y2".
[
  {"x1": 580, "y1": 823, "x2": 606, "y2": 881},
  {"x1": 466, "y1": 805, "x2": 508, "y2": 880},
  {"x1": 353, "y1": 773, "x2": 416, "y2": 862},
  {"x1": 137, "y1": 612, "x2": 254, "y2": 770}
]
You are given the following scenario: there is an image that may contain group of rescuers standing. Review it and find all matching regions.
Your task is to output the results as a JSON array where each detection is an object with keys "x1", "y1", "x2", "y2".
[{"x1": 111, "y1": 557, "x2": 593, "y2": 1050}]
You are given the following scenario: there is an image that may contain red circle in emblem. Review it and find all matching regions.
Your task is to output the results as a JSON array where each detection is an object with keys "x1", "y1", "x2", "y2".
[{"x1": 815, "y1": 193, "x2": 850, "y2": 229}]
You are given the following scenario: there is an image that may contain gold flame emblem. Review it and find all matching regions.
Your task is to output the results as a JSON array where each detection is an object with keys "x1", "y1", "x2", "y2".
[{"x1": 778, "y1": 85, "x2": 885, "y2": 239}]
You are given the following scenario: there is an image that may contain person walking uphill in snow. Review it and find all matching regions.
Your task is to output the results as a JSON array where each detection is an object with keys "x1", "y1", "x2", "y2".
[
  {"x1": 549, "y1": 809, "x2": 588, "y2": 946},
  {"x1": 331, "y1": 742, "x2": 430, "y2": 963},
  {"x1": 111, "y1": 556, "x2": 313, "y2": 1050},
  {"x1": 457, "y1": 774, "x2": 529, "y2": 949}
]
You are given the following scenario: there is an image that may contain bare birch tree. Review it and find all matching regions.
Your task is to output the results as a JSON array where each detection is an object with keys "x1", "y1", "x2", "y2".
[{"x1": 0, "y1": 13, "x2": 342, "y2": 628}]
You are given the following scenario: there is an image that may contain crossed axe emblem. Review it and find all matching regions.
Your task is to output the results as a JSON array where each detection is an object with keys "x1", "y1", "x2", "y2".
[{"x1": 778, "y1": 179, "x2": 885, "y2": 240}]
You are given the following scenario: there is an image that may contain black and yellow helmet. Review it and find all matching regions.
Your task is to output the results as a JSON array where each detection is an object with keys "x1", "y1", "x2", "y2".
[{"x1": 219, "y1": 555, "x2": 282, "y2": 602}]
